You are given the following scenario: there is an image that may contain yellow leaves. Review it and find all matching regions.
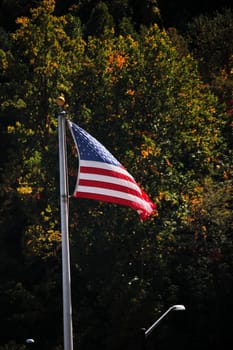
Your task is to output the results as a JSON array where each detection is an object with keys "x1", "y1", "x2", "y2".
[
  {"x1": 17, "y1": 186, "x2": 33, "y2": 195},
  {"x1": 13, "y1": 0, "x2": 75, "y2": 81},
  {"x1": 15, "y1": 16, "x2": 30, "y2": 27},
  {"x1": 208, "y1": 106, "x2": 216, "y2": 114},
  {"x1": 193, "y1": 186, "x2": 204, "y2": 193},
  {"x1": 141, "y1": 140, "x2": 161, "y2": 159},
  {"x1": 155, "y1": 191, "x2": 178, "y2": 204},
  {"x1": 17, "y1": 174, "x2": 43, "y2": 199},
  {"x1": 201, "y1": 225, "x2": 207, "y2": 237},
  {"x1": 160, "y1": 36, "x2": 166, "y2": 46},
  {"x1": 7, "y1": 125, "x2": 15, "y2": 134},
  {"x1": 30, "y1": 0, "x2": 56, "y2": 18},
  {"x1": 0, "y1": 50, "x2": 8, "y2": 71},
  {"x1": 26, "y1": 226, "x2": 61, "y2": 258},
  {"x1": 27, "y1": 128, "x2": 35, "y2": 136},
  {"x1": 1, "y1": 57, "x2": 8, "y2": 70},
  {"x1": 7, "y1": 121, "x2": 23, "y2": 134},
  {"x1": 156, "y1": 232, "x2": 175, "y2": 243},
  {"x1": 8, "y1": 121, "x2": 35, "y2": 137},
  {"x1": 126, "y1": 34, "x2": 139, "y2": 49},
  {"x1": 207, "y1": 115, "x2": 216, "y2": 123},
  {"x1": 41, "y1": 205, "x2": 53, "y2": 222},
  {"x1": 25, "y1": 202, "x2": 61, "y2": 258},
  {"x1": 33, "y1": 59, "x2": 60, "y2": 76},
  {"x1": 46, "y1": 229, "x2": 61, "y2": 243}
]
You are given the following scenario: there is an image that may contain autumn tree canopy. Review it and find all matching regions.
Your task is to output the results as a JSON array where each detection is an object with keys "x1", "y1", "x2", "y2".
[{"x1": 0, "y1": 1, "x2": 232, "y2": 350}]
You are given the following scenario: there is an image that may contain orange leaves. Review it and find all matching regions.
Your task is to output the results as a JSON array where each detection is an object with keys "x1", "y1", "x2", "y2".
[
  {"x1": 165, "y1": 158, "x2": 173, "y2": 167},
  {"x1": 158, "y1": 192, "x2": 168, "y2": 201},
  {"x1": 108, "y1": 53, "x2": 127, "y2": 68},
  {"x1": 141, "y1": 145, "x2": 153, "y2": 158},
  {"x1": 15, "y1": 16, "x2": 30, "y2": 27},
  {"x1": 151, "y1": 206, "x2": 159, "y2": 219},
  {"x1": 180, "y1": 186, "x2": 208, "y2": 238},
  {"x1": 126, "y1": 89, "x2": 135, "y2": 96},
  {"x1": 140, "y1": 139, "x2": 161, "y2": 159},
  {"x1": 181, "y1": 186, "x2": 204, "y2": 211},
  {"x1": 106, "y1": 52, "x2": 128, "y2": 74},
  {"x1": 115, "y1": 54, "x2": 127, "y2": 69}
]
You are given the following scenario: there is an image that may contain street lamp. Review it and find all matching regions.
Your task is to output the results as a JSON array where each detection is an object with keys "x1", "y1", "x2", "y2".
[
  {"x1": 25, "y1": 339, "x2": 35, "y2": 350},
  {"x1": 141, "y1": 304, "x2": 186, "y2": 349}
]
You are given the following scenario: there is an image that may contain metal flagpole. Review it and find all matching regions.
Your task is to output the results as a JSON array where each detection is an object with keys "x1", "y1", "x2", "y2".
[{"x1": 57, "y1": 95, "x2": 74, "y2": 350}]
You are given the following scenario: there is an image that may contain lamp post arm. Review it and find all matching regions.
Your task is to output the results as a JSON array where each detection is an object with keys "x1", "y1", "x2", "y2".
[
  {"x1": 142, "y1": 305, "x2": 185, "y2": 349},
  {"x1": 144, "y1": 304, "x2": 186, "y2": 338},
  {"x1": 145, "y1": 307, "x2": 173, "y2": 338}
]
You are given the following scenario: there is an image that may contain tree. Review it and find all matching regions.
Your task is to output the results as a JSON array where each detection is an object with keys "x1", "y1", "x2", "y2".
[
  {"x1": 67, "y1": 23, "x2": 231, "y2": 350},
  {"x1": 186, "y1": 8, "x2": 233, "y2": 99},
  {"x1": 1, "y1": 2, "x2": 232, "y2": 350},
  {"x1": 0, "y1": 1, "x2": 84, "y2": 347}
]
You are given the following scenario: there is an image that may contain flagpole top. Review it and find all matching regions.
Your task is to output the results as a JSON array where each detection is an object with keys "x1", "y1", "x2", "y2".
[{"x1": 56, "y1": 94, "x2": 65, "y2": 107}]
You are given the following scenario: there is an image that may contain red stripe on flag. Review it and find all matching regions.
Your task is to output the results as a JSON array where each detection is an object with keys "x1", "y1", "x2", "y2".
[
  {"x1": 80, "y1": 166, "x2": 135, "y2": 183},
  {"x1": 78, "y1": 179, "x2": 142, "y2": 196}
]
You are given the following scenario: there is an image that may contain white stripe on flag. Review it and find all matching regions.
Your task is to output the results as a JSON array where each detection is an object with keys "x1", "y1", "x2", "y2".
[
  {"x1": 79, "y1": 173, "x2": 142, "y2": 193},
  {"x1": 77, "y1": 185, "x2": 153, "y2": 211}
]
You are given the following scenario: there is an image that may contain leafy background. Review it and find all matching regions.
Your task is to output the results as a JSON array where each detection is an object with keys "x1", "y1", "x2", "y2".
[{"x1": 0, "y1": 1, "x2": 232, "y2": 350}]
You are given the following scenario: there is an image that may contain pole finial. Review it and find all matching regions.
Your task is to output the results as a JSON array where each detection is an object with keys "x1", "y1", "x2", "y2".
[{"x1": 56, "y1": 94, "x2": 65, "y2": 107}]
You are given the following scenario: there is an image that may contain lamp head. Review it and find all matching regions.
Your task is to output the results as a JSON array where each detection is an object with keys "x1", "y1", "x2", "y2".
[{"x1": 172, "y1": 304, "x2": 186, "y2": 311}]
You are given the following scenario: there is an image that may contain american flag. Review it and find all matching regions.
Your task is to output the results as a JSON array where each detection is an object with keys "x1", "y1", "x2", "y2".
[{"x1": 68, "y1": 121, "x2": 156, "y2": 221}]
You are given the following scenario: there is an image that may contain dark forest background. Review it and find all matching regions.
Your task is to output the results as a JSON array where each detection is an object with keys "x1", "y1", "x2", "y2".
[{"x1": 0, "y1": 1, "x2": 233, "y2": 350}]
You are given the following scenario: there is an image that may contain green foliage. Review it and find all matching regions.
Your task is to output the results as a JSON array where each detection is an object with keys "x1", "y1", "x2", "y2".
[
  {"x1": 68, "y1": 22, "x2": 232, "y2": 350},
  {"x1": 186, "y1": 8, "x2": 233, "y2": 99},
  {"x1": 85, "y1": 2, "x2": 114, "y2": 37}
]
